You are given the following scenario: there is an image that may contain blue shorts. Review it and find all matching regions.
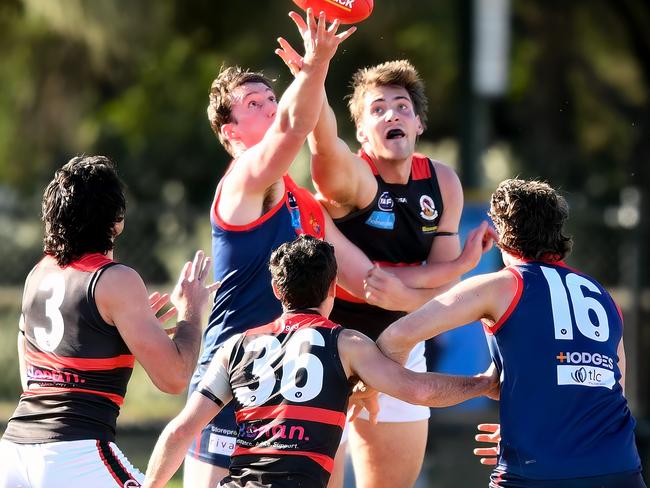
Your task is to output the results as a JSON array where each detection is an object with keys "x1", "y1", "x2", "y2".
[
  {"x1": 186, "y1": 364, "x2": 238, "y2": 468},
  {"x1": 490, "y1": 469, "x2": 646, "y2": 488}
]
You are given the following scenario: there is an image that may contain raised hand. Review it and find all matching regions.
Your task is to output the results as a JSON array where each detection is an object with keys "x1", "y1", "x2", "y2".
[
  {"x1": 457, "y1": 221, "x2": 498, "y2": 273},
  {"x1": 149, "y1": 291, "x2": 178, "y2": 335},
  {"x1": 284, "y1": 9, "x2": 356, "y2": 70},
  {"x1": 170, "y1": 250, "x2": 221, "y2": 323},
  {"x1": 473, "y1": 423, "x2": 501, "y2": 466}
]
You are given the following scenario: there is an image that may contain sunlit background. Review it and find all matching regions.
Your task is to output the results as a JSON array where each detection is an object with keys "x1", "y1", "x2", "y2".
[{"x1": 0, "y1": 1, "x2": 648, "y2": 486}]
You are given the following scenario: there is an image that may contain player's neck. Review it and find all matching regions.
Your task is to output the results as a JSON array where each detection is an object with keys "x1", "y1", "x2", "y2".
[
  {"x1": 370, "y1": 155, "x2": 412, "y2": 184},
  {"x1": 284, "y1": 307, "x2": 321, "y2": 316}
]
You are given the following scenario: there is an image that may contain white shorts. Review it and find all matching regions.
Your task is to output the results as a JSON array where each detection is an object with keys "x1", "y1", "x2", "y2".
[
  {"x1": 0, "y1": 438, "x2": 144, "y2": 488},
  {"x1": 355, "y1": 341, "x2": 431, "y2": 423}
]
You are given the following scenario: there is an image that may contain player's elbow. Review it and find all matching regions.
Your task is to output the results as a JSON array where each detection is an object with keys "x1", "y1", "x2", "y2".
[
  {"x1": 377, "y1": 324, "x2": 410, "y2": 358},
  {"x1": 152, "y1": 374, "x2": 189, "y2": 395},
  {"x1": 165, "y1": 416, "x2": 197, "y2": 444}
]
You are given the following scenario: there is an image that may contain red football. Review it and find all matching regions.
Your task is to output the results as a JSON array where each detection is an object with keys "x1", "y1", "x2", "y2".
[{"x1": 292, "y1": 0, "x2": 373, "y2": 24}]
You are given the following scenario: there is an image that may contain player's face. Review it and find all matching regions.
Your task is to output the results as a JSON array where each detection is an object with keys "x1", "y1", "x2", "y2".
[
  {"x1": 228, "y1": 82, "x2": 278, "y2": 148},
  {"x1": 357, "y1": 85, "x2": 423, "y2": 163}
]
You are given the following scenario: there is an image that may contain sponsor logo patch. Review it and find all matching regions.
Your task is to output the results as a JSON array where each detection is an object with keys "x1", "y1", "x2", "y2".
[
  {"x1": 378, "y1": 192, "x2": 394, "y2": 211},
  {"x1": 208, "y1": 433, "x2": 236, "y2": 456},
  {"x1": 366, "y1": 211, "x2": 395, "y2": 230},
  {"x1": 557, "y1": 365, "x2": 615, "y2": 389}
]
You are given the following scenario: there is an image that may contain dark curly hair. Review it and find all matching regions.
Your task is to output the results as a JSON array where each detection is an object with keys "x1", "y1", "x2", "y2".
[
  {"x1": 269, "y1": 235, "x2": 337, "y2": 310},
  {"x1": 207, "y1": 65, "x2": 273, "y2": 155},
  {"x1": 42, "y1": 155, "x2": 126, "y2": 266},
  {"x1": 488, "y1": 179, "x2": 573, "y2": 261}
]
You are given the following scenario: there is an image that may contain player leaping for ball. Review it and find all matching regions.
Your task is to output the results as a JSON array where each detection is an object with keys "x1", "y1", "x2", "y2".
[
  {"x1": 184, "y1": 10, "x2": 376, "y2": 488},
  {"x1": 276, "y1": 15, "x2": 496, "y2": 488}
]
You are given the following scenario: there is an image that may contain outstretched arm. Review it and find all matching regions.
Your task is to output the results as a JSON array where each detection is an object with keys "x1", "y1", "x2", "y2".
[
  {"x1": 376, "y1": 270, "x2": 516, "y2": 364},
  {"x1": 144, "y1": 338, "x2": 236, "y2": 487},
  {"x1": 227, "y1": 11, "x2": 356, "y2": 196},
  {"x1": 381, "y1": 164, "x2": 466, "y2": 290},
  {"x1": 275, "y1": 27, "x2": 376, "y2": 217},
  {"x1": 364, "y1": 221, "x2": 497, "y2": 311},
  {"x1": 339, "y1": 329, "x2": 496, "y2": 407}
]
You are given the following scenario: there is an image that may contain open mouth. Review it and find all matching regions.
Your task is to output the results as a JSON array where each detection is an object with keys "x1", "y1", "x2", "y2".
[{"x1": 386, "y1": 128, "x2": 406, "y2": 140}]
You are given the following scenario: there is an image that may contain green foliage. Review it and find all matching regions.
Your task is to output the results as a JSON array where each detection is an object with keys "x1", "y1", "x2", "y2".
[
  {"x1": 0, "y1": 0, "x2": 648, "y2": 286},
  {"x1": 0, "y1": 292, "x2": 21, "y2": 401}
]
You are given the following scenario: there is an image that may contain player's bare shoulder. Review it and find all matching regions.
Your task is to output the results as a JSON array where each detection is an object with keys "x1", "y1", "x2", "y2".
[
  {"x1": 336, "y1": 328, "x2": 375, "y2": 377},
  {"x1": 93, "y1": 263, "x2": 147, "y2": 325}
]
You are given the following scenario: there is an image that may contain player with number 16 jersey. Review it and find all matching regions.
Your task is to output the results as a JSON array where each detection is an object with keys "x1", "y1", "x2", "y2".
[
  {"x1": 377, "y1": 179, "x2": 645, "y2": 487},
  {"x1": 484, "y1": 259, "x2": 641, "y2": 483}
]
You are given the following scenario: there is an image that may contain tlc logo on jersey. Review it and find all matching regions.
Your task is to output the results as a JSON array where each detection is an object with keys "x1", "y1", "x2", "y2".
[{"x1": 555, "y1": 351, "x2": 616, "y2": 389}]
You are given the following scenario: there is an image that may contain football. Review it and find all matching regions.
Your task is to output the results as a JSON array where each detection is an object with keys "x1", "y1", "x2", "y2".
[{"x1": 292, "y1": 0, "x2": 374, "y2": 24}]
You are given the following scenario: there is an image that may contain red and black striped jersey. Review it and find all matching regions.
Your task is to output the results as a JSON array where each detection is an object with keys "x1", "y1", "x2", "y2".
[
  {"x1": 3, "y1": 254, "x2": 134, "y2": 444},
  {"x1": 332, "y1": 150, "x2": 445, "y2": 339},
  {"x1": 204, "y1": 311, "x2": 351, "y2": 488}
]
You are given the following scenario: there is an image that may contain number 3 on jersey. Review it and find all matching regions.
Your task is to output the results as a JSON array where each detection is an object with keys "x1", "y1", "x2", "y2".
[
  {"x1": 541, "y1": 266, "x2": 609, "y2": 342},
  {"x1": 235, "y1": 328, "x2": 325, "y2": 407},
  {"x1": 34, "y1": 273, "x2": 66, "y2": 351}
]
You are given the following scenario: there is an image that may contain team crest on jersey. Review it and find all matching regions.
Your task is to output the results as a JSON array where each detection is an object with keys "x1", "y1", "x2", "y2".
[
  {"x1": 378, "y1": 192, "x2": 394, "y2": 211},
  {"x1": 309, "y1": 213, "x2": 321, "y2": 236},
  {"x1": 419, "y1": 195, "x2": 438, "y2": 221}
]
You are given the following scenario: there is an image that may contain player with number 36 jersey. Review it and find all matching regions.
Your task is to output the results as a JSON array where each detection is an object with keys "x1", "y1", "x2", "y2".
[
  {"x1": 143, "y1": 236, "x2": 498, "y2": 488},
  {"x1": 378, "y1": 179, "x2": 645, "y2": 487}
]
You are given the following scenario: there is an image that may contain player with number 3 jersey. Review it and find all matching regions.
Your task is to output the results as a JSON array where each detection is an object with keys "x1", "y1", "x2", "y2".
[
  {"x1": 377, "y1": 179, "x2": 645, "y2": 487},
  {"x1": 0, "y1": 156, "x2": 219, "y2": 488}
]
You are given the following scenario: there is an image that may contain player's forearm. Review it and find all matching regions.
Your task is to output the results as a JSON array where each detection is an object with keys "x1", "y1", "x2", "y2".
[
  {"x1": 377, "y1": 304, "x2": 442, "y2": 363},
  {"x1": 390, "y1": 258, "x2": 466, "y2": 290},
  {"x1": 278, "y1": 60, "x2": 329, "y2": 137},
  {"x1": 165, "y1": 317, "x2": 202, "y2": 393},
  {"x1": 144, "y1": 421, "x2": 193, "y2": 488},
  {"x1": 410, "y1": 371, "x2": 493, "y2": 407}
]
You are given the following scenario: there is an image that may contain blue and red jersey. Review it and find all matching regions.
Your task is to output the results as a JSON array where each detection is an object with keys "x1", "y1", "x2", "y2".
[
  {"x1": 485, "y1": 260, "x2": 641, "y2": 481},
  {"x1": 202, "y1": 172, "x2": 325, "y2": 367}
]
